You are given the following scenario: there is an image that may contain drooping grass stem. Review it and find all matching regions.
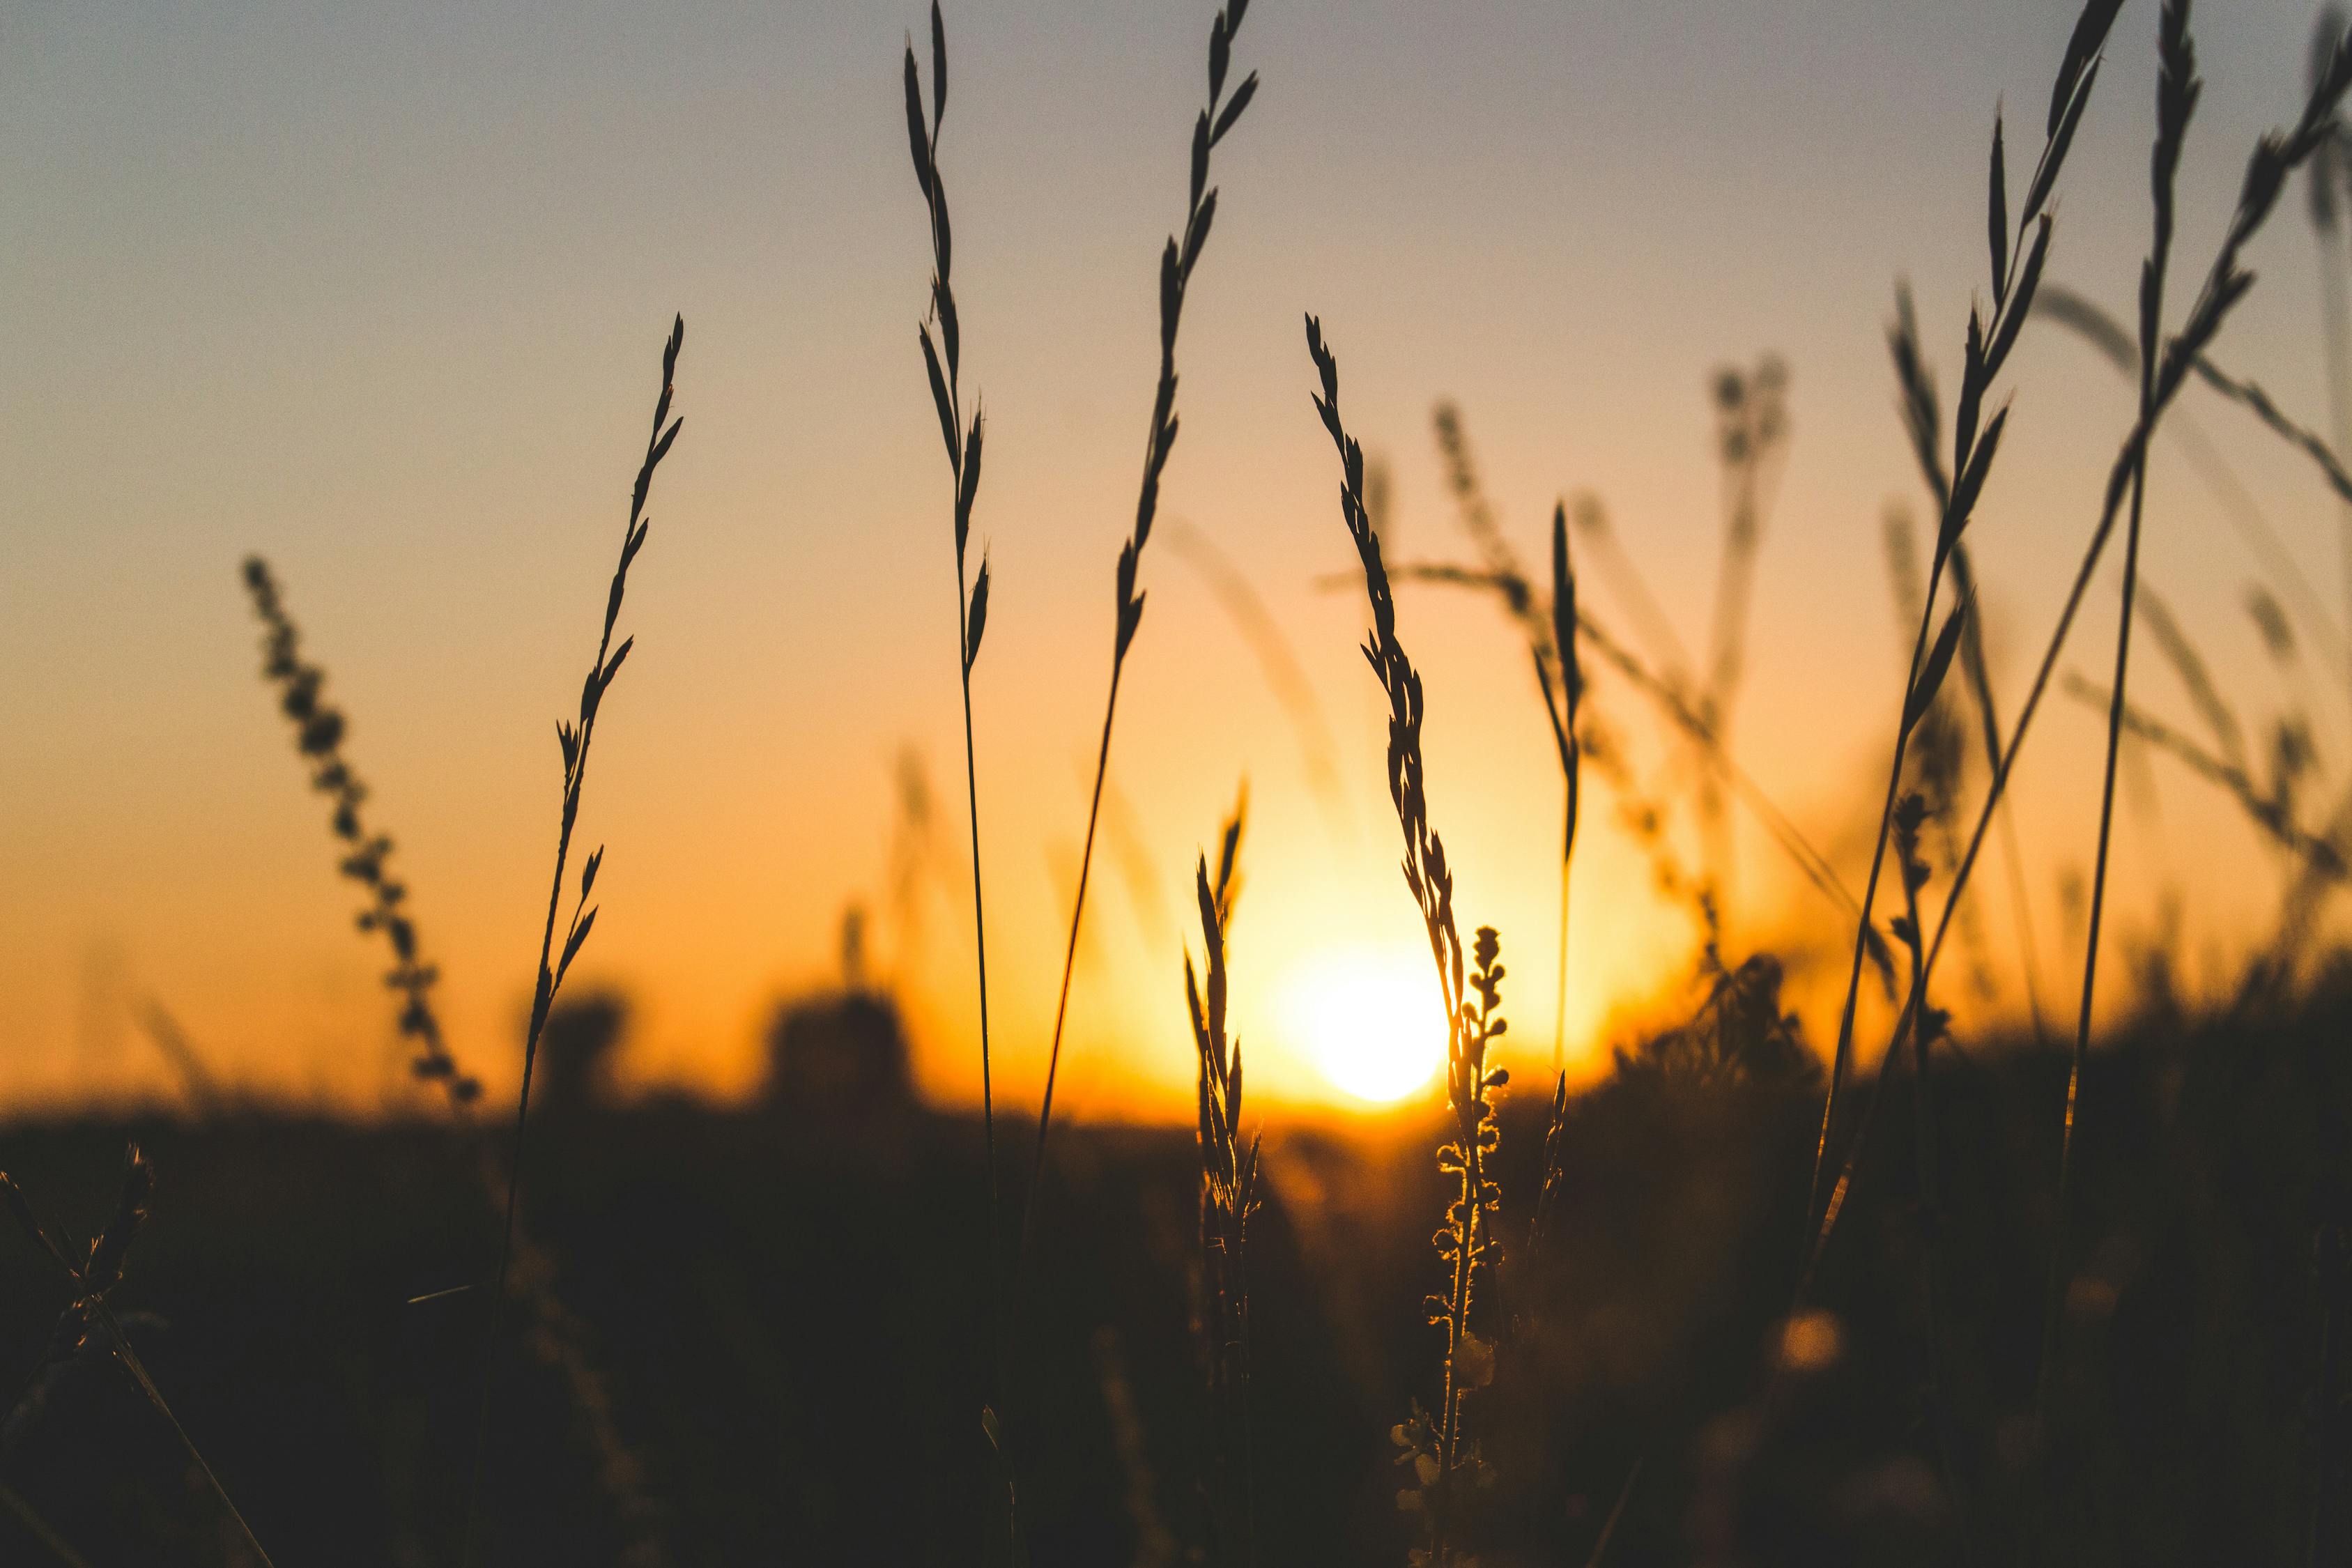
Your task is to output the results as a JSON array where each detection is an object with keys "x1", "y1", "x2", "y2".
[
  {"x1": 247, "y1": 558, "x2": 669, "y2": 1566},
  {"x1": 1309, "y1": 316, "x2": 1510, "y2": 1568},
  {"x1": 1370, "y1": 554, "x2": 1873, "y2": 941}
]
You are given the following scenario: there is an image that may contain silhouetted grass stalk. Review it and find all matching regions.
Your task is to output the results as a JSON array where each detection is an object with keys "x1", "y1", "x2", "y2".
[
  {"x1": 1365, "y1": 544, "x2": 1887, "y2": 974},
  {"x1": 1802, "y1": 0, "x2": 2120, "y2": 1272},
  {"x1": 1580, "y1": 1456, "x2": 1643, "y2": 1568},
  {"x1": 1536, "y1": 505, "x2": 1583, "y2": 1079},
  {"x1": 0, "y1": 1484, "x2": 89, "y2": 1568},
  {"x1": 2039, "y1": 0, "x2": 2196, "y2": 1447},
  {"x1": 245, "y1": 558, "x2": 670, "y2": 1566},
  {"x1": 2039, "y1": 282, "x2": 2352, "y2": 669},
  {"x1": 1309, "y1": 316, "x2": 1509, "y2": 1568},
  {"x1": 900, "y1": 10, "x2": 1022, "y2": 1545},
  {"x1": 1425, "y1": 424, "x2": 1585, "y2": 1075},
  {"x1": 1187, "y1": 795, "x2": 1256, "y2": 1566},
  {"x1": 0, "y1": 1148, "x2": 276, "y2": 1567},
  {"x1": 2059, "y1": 672, "x2": 2345, "y2": 879},
  {"x1": 1886, "y1": 794, "x2": 1973, "y2": 1558},
  {"x1": 1022, "y1": 0, "x2": 1259, "y2": 1259},
  {"x1": 906, "y1": 0, "x2": 997, "y2": 1252},
  {"x1": 1804, "y1": 22, "x2": 2352, "y2": 1279},
  {"x1": 1700, "y1": 361, "x2": 1788, "y2": 721},
  {"x1": 243, "y1": 558, "x2": 482, "y2": 1106},
  {"x1": 1886, "y1": 294, "x2": 2054, "y2": 1046},
  {"x1": 1574, "y1": 499, "x2": 1694, "y2": 686},
  {"x1": 1427, "y1": 417, "x2": 1603, "y2": 985},
  {"x1": 466, "y1": 316, "x2": 684, "y2": 1566}
]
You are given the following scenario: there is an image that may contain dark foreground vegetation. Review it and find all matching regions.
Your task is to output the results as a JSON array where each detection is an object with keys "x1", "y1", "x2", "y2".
[
  {"x1": 19, "y1": 0, "x2": 2352, "y2": 1561},
  {"x1": 1, "y1": 961, "x2": 2347, "y2": 1566}
]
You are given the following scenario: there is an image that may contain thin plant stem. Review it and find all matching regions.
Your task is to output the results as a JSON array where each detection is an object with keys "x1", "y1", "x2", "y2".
[
  {"x1": 1309, "y1": 315, "x2": 1508, "y2": 1568},
  {"x1": 1889, "y1": 799, "x2": 1974, "y2": 1562},
  {"x1": 1554, "y1": 810, "x2": 1572, "y2": 1079},
  {"x1": 245, "y1": 558, "x2": 669, "y2": 1566},
  {"x1": 1028, "y1": 656, "x2": 1122, "y2": 1253},
  {"x1": 1887, "y1": 309, "x2": 2053, "y2": 1047},
  {"x1": 900, "y1": 15, "x2": 1013, "y2": 1525},
  {"x1": 1166, "y1": 519, "x2": 1355, "y2": 847},
  {"x1": 1805, "y1": 29, "x2": 2352, "y2": 1286},
  {"x1": 1581, "y1": 1456, "x2": 1643, "y2": 1568},
  {"x1": 1540, "y1": 505, "x2": 1584, "y2": 1078},
  {"x1": 1187, "y1": 799, "x2": 1256, "y2": 1567},
  {"x1": 1696, "y1": 358, "x2": 1790, "y2": 905},
  {"x1": 937, "y1": 51, "x2": 999, "y2": 1296},
  {"x1": 1, "y1": 1151, "x2": 273, "y2": 1567},
  {"x1": 240, "y1": 558, "x2": 481, "y2": 1107},
  {"x1": 1804, "y1": 0, "x2": 2123, "y2": 1268},
  {"x1": 960, "y1": 674, "x2": 995, "y2": 1224},
  {"x1": 2040, "y1": 281, "x2": 2352, "y2": 675},
  {"x1": 1371, "y1": 562, "x2": 1871, "y2": 944},
  {"x1": 2036, "y1": 2, "x2": 2195, "y2": 1456},
  {"x1": 1951, "y1": 541, "x2": 2054, "y2": 1047},
  {"x1": 0, "y1": 1486, "x2": 90, "y2": 1568},
  {"x1": 96, "y1": 1305, "x2": 277, "y2": 1568},
  {"x1": 1807, "y1": 581, "x2": 1942, "y2": 1264},
  {"x1": 1018, "y1": 0, "x2": 1261, "y2": 1279},
  {"x1": 2059, "y1": 672, "x2": 2346, "y2": 878},
  {"x1": 465, "y1": 317, "x2": 683, "y2": 1567}
]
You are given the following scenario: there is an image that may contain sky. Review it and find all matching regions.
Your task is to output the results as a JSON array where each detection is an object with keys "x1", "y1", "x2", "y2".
[{"x1": 5, "y1": 0, "x2": 2351, "y2": 1122}]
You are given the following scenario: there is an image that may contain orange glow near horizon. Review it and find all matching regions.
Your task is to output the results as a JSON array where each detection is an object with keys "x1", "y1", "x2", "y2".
[{"x1": 4, "y1": 0, "x2": 2343, "y2": 1120}]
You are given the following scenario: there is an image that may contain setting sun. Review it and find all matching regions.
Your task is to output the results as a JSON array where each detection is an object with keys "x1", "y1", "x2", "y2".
[
  {"x1": 1282, "y1": 949, "x2": 1449, "y2": 1106},
  {"x1": 10, "y1": 0, "x2": 2346, "y2": 1554}
]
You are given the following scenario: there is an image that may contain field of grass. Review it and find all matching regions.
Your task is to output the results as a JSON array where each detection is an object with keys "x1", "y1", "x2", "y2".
[
  {"x1": 13, "y1": 0, "x2": 2352, "y2": 1563},
  {"x1": 4, "y1": 982, "x2": 2349, "y2": 1564}
]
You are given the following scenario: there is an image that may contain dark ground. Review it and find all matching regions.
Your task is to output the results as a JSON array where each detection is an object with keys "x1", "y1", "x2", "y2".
[{"x1": 1, "y1": 966, "x2": 2347, "y2": 1567}]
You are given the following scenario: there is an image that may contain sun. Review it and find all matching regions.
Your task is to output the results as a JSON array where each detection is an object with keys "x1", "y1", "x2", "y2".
[{"x1": 1282, "y1": 948, "x2": 1447, "y2": 1106}]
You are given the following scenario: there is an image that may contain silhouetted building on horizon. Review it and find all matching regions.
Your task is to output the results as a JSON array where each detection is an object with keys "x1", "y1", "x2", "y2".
[
  {"x1": 538, "y1": 990, "x2": 629, "y2": 1115},
  {"x1": 759, "y1": 987, "x2": 916, "y2": 1127}
]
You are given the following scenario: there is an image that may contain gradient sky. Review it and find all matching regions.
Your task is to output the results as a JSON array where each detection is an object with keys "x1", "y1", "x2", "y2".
[{"x1": 5, "y1": 0, "x2": 2349, "y2": 1120}]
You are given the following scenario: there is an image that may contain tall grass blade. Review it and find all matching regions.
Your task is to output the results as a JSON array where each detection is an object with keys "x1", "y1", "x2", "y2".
[
  {"x1": 902, "y1": 10, "x2": 1020, "y2": 1548},
  {"x1": 1187, "y1": 787, "x2": 1256, "y2": 1566},
  {"x1": 1804, "y1": 20, "x2": 2352, "y2": 1281},
  {"x1": 1021, "y1": 0, "x2": 1262, "y2": 1284},
  {"x1": 1308, "y1": 315, "x2": 1510, "y2": 1568},
  {"x1": 1802, "y1": 0, "x2": 2119, "y2": 1280},
  {"x1": 465, "y1": 315, "x2": 684, "y2": 1566}
]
